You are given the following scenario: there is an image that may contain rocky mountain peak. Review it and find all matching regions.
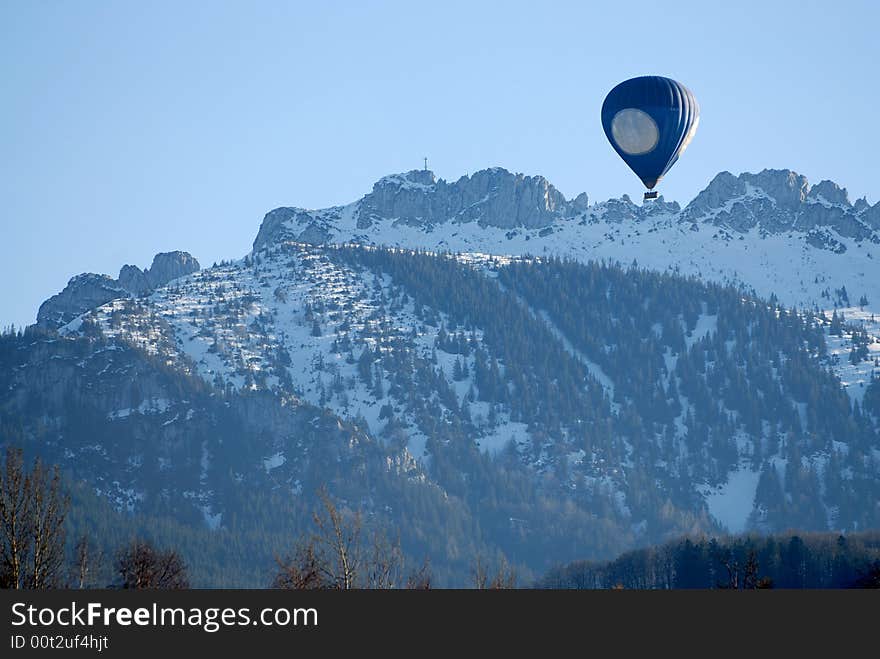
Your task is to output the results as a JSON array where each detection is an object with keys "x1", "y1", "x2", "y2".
[
  {"x1": 36, "y1": 251, "x2": 200, "y2": 329},
  {"x1": 741, "y1": 169, "x2": 810, "y2": 207},
  {"x1": 807, "y1": 180, "x2": 850, "y2": 207},
  {"x1": 117, "y1": 251, "x2": 201, "y2": 293},
  {"x1": 252, "y1": 167, "x2": 592, "y2": 252},
  {"x1": 680, "y1": 171, "x2": 745, "y2": 217},
  {"x1": 145, "y1": 251, "x2": 200, "y2": 288},
  {"x1": 250, "y1": 166, "x2": 878, "y2": 262},
  {"x1": 118, "y1": 264, "x2": 151, "y2": 296},
  {"x1": 357, "y1": 166, "x2": 574, "y2": 231},
  {"x1": 37, "y1": 273, "x2": 126, "y2": 329},
  {"x1": 676, "y1": 168, "x2": 876, "y2": 242},
  {"x1": 373, "y1": 169, "x2": 437, "y2": 190}
]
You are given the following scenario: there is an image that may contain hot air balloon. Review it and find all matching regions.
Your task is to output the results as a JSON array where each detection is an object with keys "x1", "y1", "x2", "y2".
[{"x1": 601, "y1": 76, "x2": 699, "y2": 200}]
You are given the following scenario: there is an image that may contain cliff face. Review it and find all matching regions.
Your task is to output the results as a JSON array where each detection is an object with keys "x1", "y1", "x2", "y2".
[
  {"x1": 251, "y1": 167, "x2": 879, "y2": 268},
  {"x1": 681, "y1": 169, "x2": 877, "y2": 241},
  {"x1": 252, "y1": 168, "x2": 588, "y2": 251},
  {"x1": 358, "y1": 168, "x2": 572, "y2": 230},
  {"x1": 143, "y1": 251, "x2": 201, "y2": 288},
  {"x1": 37, "y1": 273, "x2": 127, "y2": 329}
]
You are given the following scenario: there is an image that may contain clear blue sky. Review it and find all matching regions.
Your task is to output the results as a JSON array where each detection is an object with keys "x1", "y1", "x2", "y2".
[{"x1": 2, "y1": 1, "x2": 877, "y2": 329}]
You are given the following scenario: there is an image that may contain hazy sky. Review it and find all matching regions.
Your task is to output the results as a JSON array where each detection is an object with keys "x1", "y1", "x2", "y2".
[{"x1": 2, "y1": 1, "x2": 877, "y2": 328}]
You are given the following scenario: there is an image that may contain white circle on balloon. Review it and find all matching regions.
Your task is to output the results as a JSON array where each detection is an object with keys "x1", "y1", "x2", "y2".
[{"x1": 611, "y1": 108, "x2": 659, "y2": 155}]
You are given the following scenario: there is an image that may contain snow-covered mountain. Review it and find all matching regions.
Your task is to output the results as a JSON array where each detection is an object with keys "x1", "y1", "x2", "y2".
[
  {"x1": 6, "y1": 166, "x2": 880, "y2": 584},
  {"x1": 252, "y1": 167, "x2": 880, "y2": 313}
]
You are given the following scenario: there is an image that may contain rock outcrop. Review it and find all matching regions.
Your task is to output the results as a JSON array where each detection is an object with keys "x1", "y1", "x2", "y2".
[
  {"x1": 36, "y1": 252, "x2": 200, "y2": 329},
  {"x1": 144, "y1": 251, "x2": 200, "y2": 288},
  {"x1": 252, "y1": 168, "x2": 589, "y2": 250},
  {"x1": 253, "y1": 166, "x2": 879, "y2": 256},
  {"x1": 37, "y1": 274, "x2": 127, "y2": 329},
  {"x1": 358, "y1": 168, "x2": 572, "y2": 230},
  {"x1": 681, "y1": 169, "x2": 878, "y2": 241},
  {"x1": 118, "y1": 264, "x2": 151, "y2": 296}
]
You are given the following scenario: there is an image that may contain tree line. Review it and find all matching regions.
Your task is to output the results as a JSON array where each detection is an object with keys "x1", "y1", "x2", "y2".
[
  {"x1": 1, "y1": 448, "x2": 515, "y2": 590},
  {"x1": 539, "y1": 531, "x2": 880, "y2": 589}
]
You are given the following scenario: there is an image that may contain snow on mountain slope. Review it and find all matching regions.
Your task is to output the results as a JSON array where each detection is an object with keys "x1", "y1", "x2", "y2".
[
  {"x1": 699, "y1": 465, "x2": 762, "y2": 535},
  {"x1": 243, "y1": 166, "x2": 880, "y2": 445},
  {"x1": 41, "y1": 166, "x2": 880, "y2": 537},
  {"x1": 824, "y1": 307, "x2": 880, "y2": 403},
  {"x1": 253, "y1": 167, "x2": 880, "y2": 315},
  {"x1": 69, "y1": 244, "x2": 528, "y2": 469},
  {"x1": 56, "y1": 239, "x2": 880, "y2": 536}
]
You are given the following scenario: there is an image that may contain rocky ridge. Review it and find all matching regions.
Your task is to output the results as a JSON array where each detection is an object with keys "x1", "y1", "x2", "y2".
[
  {"x1": 37, "y1": 251, "x2": 200, "y2": 328},
  {"x1": 252, "y1": 167, "x2": 879, "y2": 254}
]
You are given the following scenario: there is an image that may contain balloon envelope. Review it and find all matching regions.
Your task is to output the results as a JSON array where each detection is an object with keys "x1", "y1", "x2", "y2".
[{"x1": 601, "y1": 76, "x2": 699, "y2": 190}]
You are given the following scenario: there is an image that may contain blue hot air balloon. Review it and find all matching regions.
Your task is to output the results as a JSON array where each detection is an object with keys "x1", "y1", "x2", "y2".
[{"x1": 601, "y1": 76, "x2": 699, "y2": 200}]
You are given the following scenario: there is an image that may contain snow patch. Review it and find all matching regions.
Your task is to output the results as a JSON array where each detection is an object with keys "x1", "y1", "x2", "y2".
[
  {"x1": 699, "y1": 466, "x2": 761, "y2": 534},
  {"x1": 263, "y1": 452, "x2": 286, "y2": 471}
]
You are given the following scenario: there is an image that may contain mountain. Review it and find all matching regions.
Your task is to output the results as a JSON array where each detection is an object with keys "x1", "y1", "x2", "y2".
[
  {"x1": 0, "y1": 328, "x2": 468, "y2": 585},
  {"x1": 254, "y1": 167, "x2": 880, "y2": 314},
  {"x1": 3, "y1": 166, "x2": 880, "y2": 585}
]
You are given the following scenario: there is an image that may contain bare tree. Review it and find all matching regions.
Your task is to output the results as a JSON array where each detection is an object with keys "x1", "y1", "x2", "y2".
[
  {"x1": 472, "y1": 555, "x2": 517, "y2": 589},
  {"x1": 272, "y1": 542, "x2": 326, "y2": 590},
  {"x1": 116, "y1": 539, "x2": 189, "y2": 589},
  {"x1": 365, "y1": 530, "x2": 405, "y2": 589},
  {"x1": 273, "y1": 490, "x2": 407, "y2": 589},
  {"x1": 0, "y1": 448, "x2": 69, "y2": 589},
  {"x1": 0, "y1": 448, "x2": 28, "y2": 588},
  {"x1": 28, "y1": 458, "x2": 68, "y2": 589},
  {"x1": 722, "y1": 555, "x2": 740, "y2": 590},
  {"x1": 743, "y1": 550, "x2": 759, "y2": 590},
  {"x1": 311, "y1": 490, "x2": 362, "y2": 589},
  {"x1": 71, "y1": 535, "x2": 105, "y2": 589},
  {"x1": 404, "y1": 559, "x2": 433, "y2": 590}
]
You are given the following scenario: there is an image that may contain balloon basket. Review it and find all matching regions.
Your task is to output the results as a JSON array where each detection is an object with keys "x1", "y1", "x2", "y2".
[{"x1": 644, "y1": 191, "x2": 659, "y2": 201}]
